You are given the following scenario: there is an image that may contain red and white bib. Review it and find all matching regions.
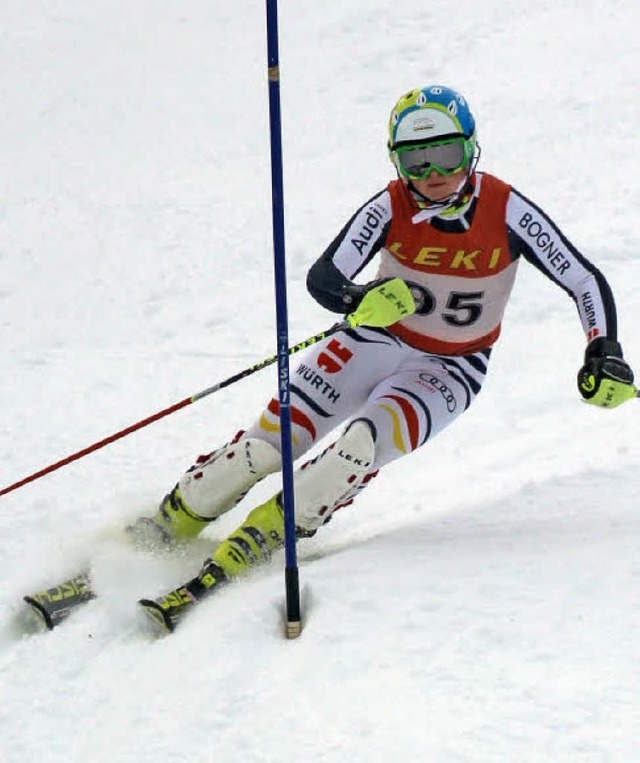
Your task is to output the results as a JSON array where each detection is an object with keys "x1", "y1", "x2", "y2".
[{"x1": 378, "y1": 173, "x2": 516, "y2": 355}]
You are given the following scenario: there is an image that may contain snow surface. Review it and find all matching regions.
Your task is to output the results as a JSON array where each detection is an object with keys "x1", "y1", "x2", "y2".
[{"x1": 1, "y1": 1, "x2": 639, "y2": 761}]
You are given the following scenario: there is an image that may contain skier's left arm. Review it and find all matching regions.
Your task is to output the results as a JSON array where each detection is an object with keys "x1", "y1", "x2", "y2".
[{"x1": 506, "y1": 189, "x2": 636, "y2": 408}]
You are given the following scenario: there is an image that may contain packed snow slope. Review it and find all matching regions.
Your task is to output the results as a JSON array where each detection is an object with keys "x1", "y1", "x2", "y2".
[{"x1": 1, "y1": 1, "x2": 639, "y2": 761}]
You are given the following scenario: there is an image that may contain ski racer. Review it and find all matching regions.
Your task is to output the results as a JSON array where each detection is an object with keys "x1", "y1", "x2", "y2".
[
  {"x1": 128, "y1": 84, "x2": 638, "y2": 631},
  {"x1": 25, "y1": 85, "x2": 637, "y2": 632},
  {"x1": 132, "y1": 84, "x2": 637, "y2": 630}
]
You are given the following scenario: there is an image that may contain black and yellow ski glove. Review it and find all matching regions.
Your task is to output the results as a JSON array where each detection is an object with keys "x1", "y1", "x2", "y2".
[
  {"x1": 577, "y1": 337, "x2": 636, "y2": 409},
  {"x1": 343, "y1": 278, "x2": 429, "y2": 329}
]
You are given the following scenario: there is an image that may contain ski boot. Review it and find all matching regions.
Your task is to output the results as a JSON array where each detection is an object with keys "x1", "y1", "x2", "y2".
[
  {"x1": 139, "y1": 559, "x2": 229, "y2": 634},
  {"x1": 124, "y1": 485, "x2": 214, "y2": 551},
  {"x1": 138, "y1": 492, "x2": 286, "y2": 634}
]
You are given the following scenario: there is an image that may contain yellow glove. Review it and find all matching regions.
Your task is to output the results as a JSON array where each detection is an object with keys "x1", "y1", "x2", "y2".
[{"x1": 346, "y1": 278, "x2": 417, "y2": 328}]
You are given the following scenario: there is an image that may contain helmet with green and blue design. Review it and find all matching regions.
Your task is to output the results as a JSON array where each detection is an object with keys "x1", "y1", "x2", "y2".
[{"x1": 388, "y1": 85, "x2": 479, "y2": 180}]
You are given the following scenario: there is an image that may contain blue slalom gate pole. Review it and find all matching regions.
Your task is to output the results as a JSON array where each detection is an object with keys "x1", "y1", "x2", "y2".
[{"x1": 265, "y1": 0, "x2": 301, "y2": 639}]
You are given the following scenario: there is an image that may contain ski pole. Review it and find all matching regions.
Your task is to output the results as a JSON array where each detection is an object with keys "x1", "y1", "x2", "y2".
[{"x1": 0, "y1": 321, "x2": 348, "y2": 499}]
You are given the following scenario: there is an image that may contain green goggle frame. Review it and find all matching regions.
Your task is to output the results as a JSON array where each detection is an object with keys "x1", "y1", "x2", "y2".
[{"x1": 393, "y1": 136, "x2": 474, "y2": 179}]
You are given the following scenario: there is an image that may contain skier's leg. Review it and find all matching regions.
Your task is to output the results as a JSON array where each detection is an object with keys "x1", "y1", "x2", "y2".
[
  {"x1": 197, "y1": 418, "x2": 375, "y2": 579},
  {"x1": 141, "y1": 420, "x2": 377, "y2": 628},
  {"x1": 144, "y1": 344, "x2": 488, "y2": 564},
  {"x1": 131, "y1": 326, "x2": 402, "y2": 547},
  {"x1": 126, "y1": 436, "x2": 282, "y2": 547},
  {"x1": 285, "y1": 346, "x2": 493, "y2": 526},
  {"x1": 358, "y1": 347, "x2": 491, "y2": 468},
  {"x1": 242, "y1": 325, "x2": 405, "y2": 458},
  {"x1": 137, "y1": 347, "x2": 491, "y2": 631}
]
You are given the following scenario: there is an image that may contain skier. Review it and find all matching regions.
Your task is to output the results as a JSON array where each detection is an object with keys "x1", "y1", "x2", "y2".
[{"x1": 24, "y1": 85, "x2": 637, "y2": 633}]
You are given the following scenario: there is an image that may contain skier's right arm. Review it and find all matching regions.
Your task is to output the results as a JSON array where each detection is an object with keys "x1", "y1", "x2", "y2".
[{"x1": 306, "y1": 189, "x2": 392, "y2": 314}]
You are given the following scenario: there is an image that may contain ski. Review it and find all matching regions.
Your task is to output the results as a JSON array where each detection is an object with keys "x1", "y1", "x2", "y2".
[
  {"x1": 16, "y1": 512, "x2": 181, "y2": 634},
  {"x1": 22, "y1": 570, "x2": 96, "y2": 631},
  {"x1": 138, "y1": 587, "x2": 199, "y2": 635},
  {"x1": 138, "y1": 559, "x2": 229, "y2": 635},
  {"x1": 18, "y1": 542, "x2": 229, "y2": 636}
]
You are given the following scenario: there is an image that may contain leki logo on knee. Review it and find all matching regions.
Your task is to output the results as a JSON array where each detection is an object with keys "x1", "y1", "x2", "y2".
[{"x1": 337, "y1": 449, "x2": 371, "y2": 467}]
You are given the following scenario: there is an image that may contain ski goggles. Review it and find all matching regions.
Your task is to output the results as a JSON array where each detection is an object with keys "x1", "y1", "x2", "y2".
[{"x1": 394, "y1": 137, "x2": 471, "y2": 179}]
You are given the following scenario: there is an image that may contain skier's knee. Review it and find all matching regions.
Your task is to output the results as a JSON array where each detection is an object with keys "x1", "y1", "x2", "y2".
[
  {"x1": 293, "y1": 420, "x2": 375, "y2": 532},
  {"x1": 178, "y1": 437, "x2": 281, "y2": 520},
  {"x1": 125, "y1": 438, "x2": 282, "y2": 548}
]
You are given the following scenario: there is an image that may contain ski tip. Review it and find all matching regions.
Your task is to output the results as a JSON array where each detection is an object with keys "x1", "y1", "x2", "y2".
[
  {"x1": 138, "y1": 599, "x2": 175, "y2": 636},
  {"x1": 22, "y1": 596, "x2": 55, "y2": 631}
]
